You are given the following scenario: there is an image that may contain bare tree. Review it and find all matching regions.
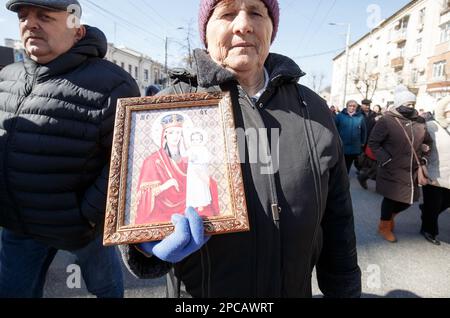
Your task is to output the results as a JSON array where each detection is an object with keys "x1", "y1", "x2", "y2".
[
  {"x1": 309, "y1": 72, "x2": 325, "y2": 93},
  {"x1": 350, "y1": 62, "x2": 379, "y2": 100}
]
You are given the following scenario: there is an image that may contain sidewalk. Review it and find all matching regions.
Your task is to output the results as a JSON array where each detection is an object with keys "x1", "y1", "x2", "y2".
[{"x1": 1, "y1": 170, "x2": 449, "y2": 298}]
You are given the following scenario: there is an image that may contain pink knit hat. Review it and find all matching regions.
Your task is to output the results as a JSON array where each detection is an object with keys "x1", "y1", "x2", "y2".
[{"x1": 198, "y1": 0, "x2": 280, "y2": 47}]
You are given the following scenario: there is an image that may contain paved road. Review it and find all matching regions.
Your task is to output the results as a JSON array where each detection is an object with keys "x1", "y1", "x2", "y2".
[{"x1": 2, "y1": 169, "x2": 450, "y2": 298}]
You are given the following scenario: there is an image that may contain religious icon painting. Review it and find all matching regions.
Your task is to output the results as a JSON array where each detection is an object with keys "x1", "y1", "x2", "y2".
[{"x1": 103, "y1": 92, "x2": 250, "y2": 245}]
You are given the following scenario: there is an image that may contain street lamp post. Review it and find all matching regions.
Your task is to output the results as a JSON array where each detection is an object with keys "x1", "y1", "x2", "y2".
[
  {"x1": 330, "y1": 22, "x2": 351, "y2": 109},
  {"x1": 177, "y1": 26, "x2": 193, "y2": 69}
]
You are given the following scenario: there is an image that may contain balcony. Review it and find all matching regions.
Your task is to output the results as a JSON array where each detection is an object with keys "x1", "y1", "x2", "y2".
[
  {"x1": 427, "y1": 81, "x2": 450, "y2": 93},
  {"x1": 392, "y1": 29, "x2": 407, "y2": 44},
  {"x1": 391, "y1": 57, "x2": 405, "y2": 70}
]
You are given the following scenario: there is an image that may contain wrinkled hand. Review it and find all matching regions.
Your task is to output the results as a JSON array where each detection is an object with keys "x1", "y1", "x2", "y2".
[
  {"x1": 139, "y1": 207, "x2": 210, "y2": 263},
  {"x1": 421, "y1": 144, "x2": 431, "y2": 153}
]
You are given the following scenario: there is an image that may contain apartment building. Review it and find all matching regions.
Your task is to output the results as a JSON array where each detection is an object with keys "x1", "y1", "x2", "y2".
[
  {"x1": 105, "y1": 44, "x2": 167, "y2": 96},
  {"x1": 331, "y1": 0, "x2": 450, "y2": 111}
]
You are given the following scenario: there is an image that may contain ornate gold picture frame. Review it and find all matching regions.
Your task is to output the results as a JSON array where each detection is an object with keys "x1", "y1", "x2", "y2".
[{"x1": 103, "y1": 92, "x2": 249, "y2": 246}]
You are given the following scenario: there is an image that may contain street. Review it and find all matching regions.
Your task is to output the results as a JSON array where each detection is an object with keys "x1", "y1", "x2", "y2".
[{"x1": 2, "y1": 169, "x2": 449, "y2": 298}]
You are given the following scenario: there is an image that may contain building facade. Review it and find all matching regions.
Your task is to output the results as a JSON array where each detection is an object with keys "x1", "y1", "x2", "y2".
[
  {"x1": 105, "y1": 44, "x2": 167, "y2": 96},
  {"x1": 331, "y1": 0, "x2": 450, "y2": 111},
  {"x1": 3, "y1": 39, "x2": 166, "y2": 96},
  {"x1": 4, "y1": 38, "x2": 25, "y2": 63}
]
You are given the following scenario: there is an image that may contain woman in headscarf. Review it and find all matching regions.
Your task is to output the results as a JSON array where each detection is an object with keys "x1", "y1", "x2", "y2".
[{"x1": 121, "y1": 0, "x2": 361, "y2": 298}]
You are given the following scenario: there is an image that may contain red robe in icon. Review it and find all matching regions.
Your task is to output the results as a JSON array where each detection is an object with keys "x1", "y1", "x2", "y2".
[{"x1": 134, "y1": 148, "x2": 220, "y2": 224}]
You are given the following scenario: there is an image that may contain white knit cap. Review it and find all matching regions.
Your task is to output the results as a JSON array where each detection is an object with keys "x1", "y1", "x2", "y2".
[{"x1": 394, "y1": 85, "x2": 416, "y2": 108}]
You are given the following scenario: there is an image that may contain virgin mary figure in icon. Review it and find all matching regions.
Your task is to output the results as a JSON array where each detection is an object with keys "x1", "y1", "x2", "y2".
[{"x1": 134, "y1": 113, "x2": 220, "y2": 224}]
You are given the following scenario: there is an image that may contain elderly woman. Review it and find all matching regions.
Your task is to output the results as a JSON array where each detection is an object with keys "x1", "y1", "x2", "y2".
[
  {"x1": 335, "y1": 100, "x2": 367, "y2": 173},
  {"x1": 121, "y1": 0, "x2": 361, "y2": 298},
  {"x1": 420, "y1": 96, "x2": 450, "y2": 245},
  {"x1": 369, "y1": 85, "x2": 433, "y2": 243}
]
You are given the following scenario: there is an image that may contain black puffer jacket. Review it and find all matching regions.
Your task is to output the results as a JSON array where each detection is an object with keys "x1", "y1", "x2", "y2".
[
  {"x1": 0, "y1": 26, "x2": 140, "y2": 250},
  {"x1": 121, "y1": 49, "x2": 361, "y2": 298}
]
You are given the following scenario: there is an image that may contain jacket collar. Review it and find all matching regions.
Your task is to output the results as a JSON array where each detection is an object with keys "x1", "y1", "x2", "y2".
[
  {"x1": 23, "y1": 25, "x2": 107, "y2": 80},
  {"x1": 193, "y1": 49, "x2": 306, "y2": 89},
  {"x1": 388, "y1": 109, "x2": 420, "y2": 121},
  {"x1": 342, "y1": 108, "x2": 362, "y2": 117}
]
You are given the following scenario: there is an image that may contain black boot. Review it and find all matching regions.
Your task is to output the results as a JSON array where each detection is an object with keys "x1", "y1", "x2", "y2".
[
  {"x1": 421, "y1": 230, "x2": 441, "y2": 246},
  {"x1": 357, "y1": 173, "x2": 368, "y2": 190}
]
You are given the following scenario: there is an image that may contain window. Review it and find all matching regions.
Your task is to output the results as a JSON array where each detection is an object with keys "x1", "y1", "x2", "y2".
[
  {"x1": 387, "y1": 28, "x2": 392, "y2": 42},
  {"x1": 395, "y1": 16, "x2": 409, "y2": 32},
  {"x1": 121, "y1": 62, "x2": 125, "y2": 69},
  {"x1": 440, "y1": 22, "x2": 450, "y2": 43},
  {"x1": 144, "y1": 69, "x2": 149, "y2": 81},
  {"x1": 433, "y1": 61, "x2": 447, "y2": 80},
  {"x1": 398, "y1": 45, "x2": 405, "y2": 57},
  {"x1": 373, "y1": 55, "x2": 379, "y2": 68},
  {"x1": 419, "y1": 8, "x2": 426, "y2": 26},
  {"x1": 416, "y1": 38, "x2": 422, "y2": 54},
  {"x1": 113, "y1": 59, "x2": 117, "y2": 65},
  {"x1": 128, "y1": 64, "x2": 132, "y2": 74},
  {"x1": 135, "y1": 66, "x2": 138, "y2": 80},
  {"x1": 14, "y1": 52, "x2": 24, "y2": 62},
  {"x1": 411, "y1": 69, "x2": 419, "y2": 84}
]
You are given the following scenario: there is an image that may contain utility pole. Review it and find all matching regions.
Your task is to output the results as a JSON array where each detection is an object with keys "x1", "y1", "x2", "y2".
[
  {"x1": 343, "y1": 23, "x2": 351, "y2": 109},
  {"x1": 164, "y1": 37, "x2": 168, "y2": 88},
  {"x1": 329, "y1": 22, "x2": 351, "y2": 108},
  {"x1": 164, "y1": 37, "x2": 168, "y2": 74},
  {"x1": 178, "y1": 21, "x2": 194, "y2": 69},
  {"x1": 187, "y1": 27, "x2": 192, "y2": 69}
]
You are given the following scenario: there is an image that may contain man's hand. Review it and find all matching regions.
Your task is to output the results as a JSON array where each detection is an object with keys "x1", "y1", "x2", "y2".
[{"x1": 138, "y1": 207, "x2": 210, "y2": 263}]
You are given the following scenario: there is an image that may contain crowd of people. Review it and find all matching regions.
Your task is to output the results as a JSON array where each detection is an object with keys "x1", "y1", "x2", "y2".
[
  {"x1": 0, "y1": 0, "x2": 447, "y2": 299},
  {"x1": 332, "y1": 86, "x2": 449, "y2": 246}
]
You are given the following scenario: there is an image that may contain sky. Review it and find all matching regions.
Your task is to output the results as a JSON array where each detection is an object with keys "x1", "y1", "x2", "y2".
[{"x1": 0, "y1": 0, "x2": 411, "y2": 88}]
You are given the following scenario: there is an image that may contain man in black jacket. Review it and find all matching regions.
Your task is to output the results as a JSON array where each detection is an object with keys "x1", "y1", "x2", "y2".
[
  {"x1": 0, "y1": 0, "x2": 140, "y2": 298},
  {"x1": 357, "y1": 99, "x2": 378, "y2": 188},
  {"x1": 360, "y1": 99, "x2": 377, "y2": 138}
]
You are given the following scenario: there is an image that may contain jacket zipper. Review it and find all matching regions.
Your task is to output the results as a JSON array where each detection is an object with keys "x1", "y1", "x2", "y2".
[
  {"x1": 243, "y1": 91, "x2": 282, "y2": 296},
  {"x1": 243, "y1": 93, "x2": 281, "y2": 226}
]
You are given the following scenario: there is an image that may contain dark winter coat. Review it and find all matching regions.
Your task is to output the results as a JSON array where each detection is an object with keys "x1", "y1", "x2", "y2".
[
  {"x1": 121, "y1": 49, "x2": 361, "y2": 298},
  {"x1": 0, "y1": 26, "x2": 140, "y2": 250},
  {"x1": 362, "y1": 110, "x2": 377, "y2": 139},
  {"x1": 335, "y1": 109, "x2": 367, "y2": 155},
  {"x1": 369, "y1": 110, "x2": 432, "y2": 205}
]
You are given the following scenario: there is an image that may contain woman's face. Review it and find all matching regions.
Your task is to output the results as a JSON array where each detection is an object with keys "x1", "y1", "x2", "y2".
[
  {"x1": 402, "y1": 102, "x2": 416, "y2": 109},
  {"x1": 347, "y1": 102, "x2": 358, "y2": 113},
  {"x1": 206, "y1": 0, "x2": 273, "y2": 75},
  {"x1": 165, "y1": 127, "x2": 183, "y2": 147}
]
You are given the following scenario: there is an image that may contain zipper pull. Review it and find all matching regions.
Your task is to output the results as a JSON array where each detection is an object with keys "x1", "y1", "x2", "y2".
[{"x1": 271, "y1": 204, "x2": 281, "y2": 222}]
